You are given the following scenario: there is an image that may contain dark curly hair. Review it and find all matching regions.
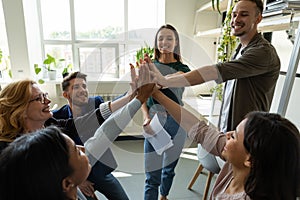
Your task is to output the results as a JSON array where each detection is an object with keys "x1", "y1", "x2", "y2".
[{"x1": 243, "y1": 111, "x2": 300, "y2": 200}]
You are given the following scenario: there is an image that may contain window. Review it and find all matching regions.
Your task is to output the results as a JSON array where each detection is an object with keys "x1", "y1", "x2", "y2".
[
  {"x1": 74, "y1": 0, "x2": 124, "y2": 40},
  {"x1": 0, "y1": 1, "x2": 10, "y2": 80},
  {"x1": 38, "y1": 0, "x2": 165, "y2": 79}
]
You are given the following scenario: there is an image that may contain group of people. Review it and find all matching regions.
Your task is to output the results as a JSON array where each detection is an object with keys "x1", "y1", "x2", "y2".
[{"x1": 0, "y1": 0, "x2": 299, "y2": 200}]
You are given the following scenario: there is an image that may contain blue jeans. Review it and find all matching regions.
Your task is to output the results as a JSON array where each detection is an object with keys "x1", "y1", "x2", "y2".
[
  {"x1": 144, "y1": 114, "x2": 186, "y2": 200},
  {"x1": 86, "y1": 161, "x2": 129, "y2": 200}
]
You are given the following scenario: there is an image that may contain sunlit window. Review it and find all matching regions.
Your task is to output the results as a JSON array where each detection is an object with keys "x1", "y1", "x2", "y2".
[
  {"x1": 38, "y1": 0, "x2": 165, "y2": 79},
  {"x1": 74, "y1": 0, "x2": 124, "y2": 40},
  {"x1": 0, "y1": 1, "x2": 10, "y2": 80},
  {"x1": 40, "y1": 0, "x2": 71, "y2": 40}
]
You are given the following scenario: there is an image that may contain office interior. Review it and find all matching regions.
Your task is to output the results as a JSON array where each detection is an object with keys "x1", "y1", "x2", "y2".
[{"x1": 0, "y1": 0, "x2": 299, "y2": 199}]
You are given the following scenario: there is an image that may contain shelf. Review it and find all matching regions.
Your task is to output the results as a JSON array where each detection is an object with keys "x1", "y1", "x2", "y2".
[
  {"x1": 259, "y1": 12, "x2": 300, "y2": 32},
  {"x1": 195, "y1": 28, "x2": 222, "y2": 38},
  {"x1": 195, "y1": 12, "x2": 300, "y2": 37},
  {"x1": 196, "y1": 0, "x2": 228, "y2": 13}
]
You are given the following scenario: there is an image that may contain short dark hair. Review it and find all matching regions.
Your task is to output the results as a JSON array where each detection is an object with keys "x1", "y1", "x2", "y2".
[
  {"x1": 61, "y1": 71, "x2": 87, "y2": 91},
  {"x1": 0, "y1": 126, "x2": 72, "y2": 200},
  {"x1": 237, "y1": 0, "x2": 264, "y2": 15}
]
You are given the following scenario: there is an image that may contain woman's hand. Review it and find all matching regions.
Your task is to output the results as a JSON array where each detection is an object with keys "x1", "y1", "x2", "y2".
[
  {"x1": 127, "y1": 63, "x2": 138, "y2": 100},
  {"x1": 143, "y1": 117, "x2": 151, "y2": 126},
  {"x1": 143, "y1": 55, "x2": 168, "y2": 88},
  {"x1": 78, "y1": 180, "x2": 97, "y2": 199}
]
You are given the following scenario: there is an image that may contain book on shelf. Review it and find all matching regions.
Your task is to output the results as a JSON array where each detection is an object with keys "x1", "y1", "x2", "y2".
[
  {"x1": 263, "y1": 1, "x2": 300, "y2": 17},
  {"x1": 263, "y1": 9, "x2": 293, "y2": 17},
  {"x1": 266, "y1": 1, "x2": 300, "y2": 11},
  {"x1": 266, "y1": 0, "x2": 300, "y2": 7}
]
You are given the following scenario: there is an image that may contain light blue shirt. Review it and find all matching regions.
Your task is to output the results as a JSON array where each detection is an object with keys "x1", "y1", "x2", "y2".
[{"x1": 85, "y1": 98, "x2": 142, "y2": 166}]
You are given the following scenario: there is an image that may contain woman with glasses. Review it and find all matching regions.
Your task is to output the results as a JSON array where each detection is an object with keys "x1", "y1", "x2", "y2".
[{"x1": 0, "y1": 80, "x2": 103, "y2": 145}]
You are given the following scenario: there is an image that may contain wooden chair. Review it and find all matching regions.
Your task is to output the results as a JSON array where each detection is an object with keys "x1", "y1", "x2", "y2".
[{"x1": 187, "y1": 144, "x2": 222, "y2": 200}]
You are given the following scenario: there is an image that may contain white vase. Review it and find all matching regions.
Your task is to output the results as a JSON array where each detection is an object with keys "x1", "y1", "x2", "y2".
[{"x1": 48, "y1": 70, "x2": 57, "y2": 80}]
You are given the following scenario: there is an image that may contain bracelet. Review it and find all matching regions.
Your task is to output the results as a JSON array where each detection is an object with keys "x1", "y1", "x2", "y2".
[
  {"x1": 157, "y1": 84, "x2": 163, "y2": 89},
  {"x1": 157, "y1": 84, "x2": 168, "y2": 89}
]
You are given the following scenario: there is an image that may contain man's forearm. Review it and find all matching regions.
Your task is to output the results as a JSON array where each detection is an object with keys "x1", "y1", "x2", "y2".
[
  {"x1": 110, "y1": 94, "x2": 132, "y2": 113},
  {"x1": 152, "y1": 90, "x2": 200, "y2": 133},
  {"x1": 164, "y1": 65, "x2": 218, "y2": 87},
  {"x1": 85, "y1": 98, "x2": 142, "y2": 166}
]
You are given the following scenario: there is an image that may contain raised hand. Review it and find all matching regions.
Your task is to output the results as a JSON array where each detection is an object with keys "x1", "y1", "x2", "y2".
[
  {"x1": 135, "y1": 62, "x2": 156, "y2": 104},
  {"x1": 127, "y1": 63, "x2": 138, "y2": 99},
  {"x1": 143, "y1": 54, "x2": 168, "y2": 88},
  {"x1": 137, "y1": 61, "x2": 152, "y2": 88}
]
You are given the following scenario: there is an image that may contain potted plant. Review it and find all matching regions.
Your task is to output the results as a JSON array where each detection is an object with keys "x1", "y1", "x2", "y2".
[
  {"x1": 43, "y1": 54, "x2": 65, "y2": 80},
  {"x1": 135, "y1": 43, "x2": 154, "y2": 66},
  {"x1": 34, "y1": 54, "x2": 72, "y2": 84}
]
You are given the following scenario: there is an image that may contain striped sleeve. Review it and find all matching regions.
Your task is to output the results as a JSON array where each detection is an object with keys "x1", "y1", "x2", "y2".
[{"x1": 99, "y1": 101, "x2": 112, "y2": 120}]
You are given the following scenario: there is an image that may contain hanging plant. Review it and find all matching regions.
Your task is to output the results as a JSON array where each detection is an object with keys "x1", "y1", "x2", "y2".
[
  {"x1": 211, "y1": 2, "x2": 238, "y2": 101},
  {"x1": 217, "y1": 3, "x2": 238, "y2": 63},
  {"x1": 212, "y1": 0, "x2": 221, "y2": 13}
]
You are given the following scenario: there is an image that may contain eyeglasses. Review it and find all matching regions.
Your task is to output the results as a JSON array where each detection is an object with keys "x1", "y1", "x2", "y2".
[{"x1": 29, "y1": 93, "x2": 50, "y2": 104}]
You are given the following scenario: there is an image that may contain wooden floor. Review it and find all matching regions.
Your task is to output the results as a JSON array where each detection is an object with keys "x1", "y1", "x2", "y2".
[
  {"x1": 95, "y1": 96, "x2": 221, "y2": 199},
  {"x1": 95, "y1": 139, "x2": 217, "y2": 200}
]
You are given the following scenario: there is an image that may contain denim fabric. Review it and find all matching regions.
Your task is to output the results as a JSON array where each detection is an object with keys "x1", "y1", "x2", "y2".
[
  {"x1": 86, "y1": 161, "x2": 129, "y2": 200},
  {"x1": 144, "y1": 114, "x2": 186, "y2": 200}
]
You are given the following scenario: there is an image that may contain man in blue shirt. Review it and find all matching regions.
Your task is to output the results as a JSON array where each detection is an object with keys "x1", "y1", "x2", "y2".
[{"x1": 53, "y1": 71, "x2": 128, "y2": 200}]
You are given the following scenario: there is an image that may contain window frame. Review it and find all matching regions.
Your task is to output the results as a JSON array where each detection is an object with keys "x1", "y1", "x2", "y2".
[{"x1": 37, "y1": 0, "x2": 165, "y2": 79}]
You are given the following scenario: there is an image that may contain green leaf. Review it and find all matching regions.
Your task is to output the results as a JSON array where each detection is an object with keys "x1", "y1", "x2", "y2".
[
  {"x1": 38, "y1": 79, "x2": 45, "y2": 84},
  {"x1": 67, "y1": 63, "x2": 73, "y2": 70},
  {"x1": 35, "y1": 68, "x2": 41, "y2": 75},
  {"x1": 62, "y1": 67, "x2": 68, "y2": 75},
  {"x1": 34, "y1": 64, "x2": 42, "y2": 75},
  {"x1": 135, "y1": 43, "x2": 154, "y2": 65},
  {"x1": 0, "y1": 48, "x2": 2, "y2": 63},
  {"x1": 43, "y1": 54, "x2": 55, "y2": 64},
  {"x1": 212, "y1": 0, "x2": 221, "y2": 14},
  {"x1": 8, "y1": 69, "x2": 12, "y2": 78}
]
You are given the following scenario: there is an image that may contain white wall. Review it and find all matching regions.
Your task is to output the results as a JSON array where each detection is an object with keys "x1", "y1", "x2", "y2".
[
  {"x1": 270, "y1": 31, "x2": 300, "y2": 129},
  {"x1": 270, "y1": 75, "x2": 300, "y2": 129},
  {"x1": 165, "y1": 0, "x2": 218, "y2": 95},
  {"x1": 2, "y1": 0, "x2": 31, "y2": 79}
]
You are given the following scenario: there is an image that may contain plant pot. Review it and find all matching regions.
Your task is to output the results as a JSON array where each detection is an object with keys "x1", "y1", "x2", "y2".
[{"x1": 48, "y1": 70, "x2": 57, "y2": 80}]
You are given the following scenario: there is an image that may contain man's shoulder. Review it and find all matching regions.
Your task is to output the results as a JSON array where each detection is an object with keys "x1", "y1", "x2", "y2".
[
  {"x1": 52, "y1": 105, "x2": 71, "y2": 119},
  {"x1": 88, "y1": 96, "x2": 105, "y2": 106}
]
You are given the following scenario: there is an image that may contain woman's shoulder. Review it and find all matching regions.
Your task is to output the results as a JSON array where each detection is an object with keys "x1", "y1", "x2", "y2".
[
  {"x1": 154, "y1": 60, "x2": 190, "y2": 72},
  {"x1": 170, "y1": 61, "x2": 190, "y2": 72}
]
